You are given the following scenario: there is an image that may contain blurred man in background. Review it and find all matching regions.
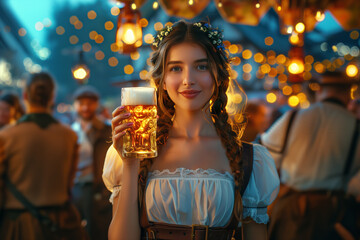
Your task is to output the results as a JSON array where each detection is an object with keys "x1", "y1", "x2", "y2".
[
  {"x1": 261, "y1": 71, "x2": 360, "y2": 240},
  {"x1": 241, "y1": 99, "x2": 270, "y2": 142},
  {"x1": 71, "y1": 85, "x2": 112, "y2": 240}
]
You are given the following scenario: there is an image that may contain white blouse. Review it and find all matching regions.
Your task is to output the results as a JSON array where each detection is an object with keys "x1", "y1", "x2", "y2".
[{"x1": 102, "y1": 144, "x2": 280, "y2": 227}]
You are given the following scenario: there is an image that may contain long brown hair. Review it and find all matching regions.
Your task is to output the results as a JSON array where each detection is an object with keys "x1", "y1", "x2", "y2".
[{"x1": 139, "y1": 20, "x2": 245, "y2": 202}]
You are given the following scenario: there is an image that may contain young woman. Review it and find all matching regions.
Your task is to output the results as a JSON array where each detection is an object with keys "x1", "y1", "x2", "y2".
[{"x1": 103, "y1": 21, "x2": 279, "y2": 240}]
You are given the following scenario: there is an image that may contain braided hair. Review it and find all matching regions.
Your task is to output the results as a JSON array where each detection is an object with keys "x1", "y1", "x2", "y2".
[{"x1": 140, "y1": 20, "x2": 246, "y2": 219}]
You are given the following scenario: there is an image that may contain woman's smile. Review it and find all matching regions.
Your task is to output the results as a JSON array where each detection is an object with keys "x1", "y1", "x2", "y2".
[{"x1": 179, "y1": 89, "x2": 201, "y2": 99}]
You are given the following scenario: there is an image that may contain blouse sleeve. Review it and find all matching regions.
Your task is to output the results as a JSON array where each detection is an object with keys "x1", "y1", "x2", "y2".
[
  {"x1": 102, "y1": 144, "x2": 123, "y2": 203},
  {"x1": 242, "y1": 144, "x2": 280, "y2": 224}
]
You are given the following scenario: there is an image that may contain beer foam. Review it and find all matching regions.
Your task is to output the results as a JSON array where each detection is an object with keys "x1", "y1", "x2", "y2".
[{"x1": 121, "y1": 87, "x2": 157, "y2": 106}]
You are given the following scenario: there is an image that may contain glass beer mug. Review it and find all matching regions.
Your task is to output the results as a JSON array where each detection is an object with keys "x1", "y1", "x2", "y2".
[{"x1": 121, "y1": 87, "x2": 157, "y2": 158}]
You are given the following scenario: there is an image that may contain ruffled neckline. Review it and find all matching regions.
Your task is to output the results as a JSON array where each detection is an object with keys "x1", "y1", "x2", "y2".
[{"x1": 148, "y1": 168, "x2": 234, "y2": 180}]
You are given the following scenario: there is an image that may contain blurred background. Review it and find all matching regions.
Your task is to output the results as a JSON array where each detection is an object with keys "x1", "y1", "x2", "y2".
[{"x1": 0, "y1": 0, "x2": 359, "y2": 120}]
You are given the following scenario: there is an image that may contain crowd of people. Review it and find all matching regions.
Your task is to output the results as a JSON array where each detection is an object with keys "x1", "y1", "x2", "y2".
[{"x1": 0, "y1": 20, "x2": 359, "y2": 240}]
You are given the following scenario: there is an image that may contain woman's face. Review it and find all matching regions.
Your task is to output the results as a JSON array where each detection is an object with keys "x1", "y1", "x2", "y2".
[
  {"x1": 0, "y1": 101, "x2": 14, "y2": 126},
  {"x1": 163, "y1": 42, "x2": 215, "y2": 112}
]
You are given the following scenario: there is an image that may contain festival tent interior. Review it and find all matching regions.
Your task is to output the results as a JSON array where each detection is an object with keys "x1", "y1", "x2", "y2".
[{"x1": 0, "y1": 0, "x2": 359, "y2": 115}]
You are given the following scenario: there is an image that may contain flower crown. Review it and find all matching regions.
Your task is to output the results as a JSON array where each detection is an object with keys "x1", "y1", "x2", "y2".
[{"x1": 152, "y1": 22, "x2": 225, "y2": 51}]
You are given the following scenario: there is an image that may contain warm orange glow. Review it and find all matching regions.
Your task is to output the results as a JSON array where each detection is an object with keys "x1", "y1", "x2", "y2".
[
  {"x1": 295, "y1": 22, "x2": 305, "y2": 33},
  {"x1": 18, "y1": 28, "x2": 27, "y2": 36},
  {"x1": 260, "y1": 64, "x2": 271, "y2": 74},
  {"x1": 289, "y1": 33, "x2": 299, "y2": 45},
  {"x1": 82, "y1": 43, "x2": 92, "y2": 52},
  {"x1": 314, "y1": 62, "x2": 325, "y2": 73},
  {"x1": 95, "y1": 34, "x2": 104, "y2": 44},
  {"x1": 73, "y1": 67, "x2": 87, "y2": 80},
  {"x1": 70, "y1": 16, "x2": 78, "y2": 25},
  {"x1": 276, "y1": 54, "x2": 286, "y2": 64},
  {"x1": 254, "y1": 53, "x2": 264, "y2": 63},
  {"x1": 89, "y1": 31, "x2": 98, "y2": 40},
  {"x1": 108, "y1": 57, "x2": 119, "y2": 67},
  {"x1": 120, "y1": 24, "x2": 136, "y2": 44},
  {"x1": 229, "y1": 45, "x2": 239, "y2": 54},
  {"x1": 230, "y1": 69, "x2": 238, "y2": 79},
  {"x1": 242, "y1": 50, "x2": 253, "y2": 59},
  {"x1": 139, "y1": 18, "x2": 148, "y2": 28},
  {"x1": 140, "y1": 70, "x2": 149, "y2": 80},
  {"x1": 72, "y1": 64, "x2": 90, "y2": 82},
  {"x1": 56, "y1": 26, "x2": 65, "y2": 35},
  {"x1": 346, "y1": 64, "x2": 359, "y2": 77},
  {"x1": 265, "y1": 37, "x2": 274, "y2": 46},
  {"x1": 95, "y1": 51, "x2": 105, "y2": 60},
  {"x1": 350, "y1": 31, "x2": 359, "y2": 40},
  {"x1": 300, "y1": 100, "x2": 310, "y2": 109},
  {"x1": 124, "y1": 65, "x2": 134, "y2": 74},
  {"x1": 232, "y1": 57, "x2": 241, "y2": 66},
  {"x1": 88, "y1": 10, "x2": 97, "y2": 20},
  {"x1": 111, "y1": 7, "x2": 120, "y2": 16},
  {"x1": 305, "y1": 55, "x2": 314, "y2": 64},
  {"x1": 111, "y1": 43, "x2": 120, "y2": 52},
  {"x1": 144, "y1": 34, "x2": 154, "y2": 44},
  {"x1": 130, "y1": 51, "x2": 140, "y2": 60},
  {"x1": 69, "y1": 35, "x2": 79, "y2": 44},
  {"x1": 74, "y1": 21, "x2": 83, "y2": 30},
  {"x1": 268, "y1": 68, "x2": 278, "y2": 77},
  {"x1": 282, "y1": 86, "x2": 292, "y2": 95},
  {"x1": 287, "y1": 26, "x2": 293, "y2": 34},
  {"x1": 268, "y1": 56, "x2": 276, "y2": 65},
  {"x1": 105, "y1": 21, "x2": 114, "y2": 30},
  {"x1": 243, "y1": 63, "x2": 252, "y2": 73},
  {"x1": 288, "y1": 59, "x2": 304, "y2": 74},
  {"x1": 154, "y1": 22, "x2": 164, "y2": 31},
  {"x1": 315, "y1": 11, "x2": 325, "y2": 22},
  {"x1": 278, "y1": 74, "x2": 287, "y2": 83},
  {"x1": 288, "y1": 96, "x2": 300, "y2": 107},
  {"x1": 243, "y1": 73, "x2": 251, "y2": 81},
  {"x1": 304, "y1": 72, "x2": 312, "y2": 81},
  {"x1": 266, "y1": 93, "x2": 277, "y2": 103}
]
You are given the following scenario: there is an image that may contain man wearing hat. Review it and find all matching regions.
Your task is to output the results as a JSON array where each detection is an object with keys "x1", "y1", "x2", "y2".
[
  {"x1": 71, "y1": 85, "x2": 112, "y2": 240},
  {"x1": 261, "y1": 70, "x2": 360, "y2": 239}
]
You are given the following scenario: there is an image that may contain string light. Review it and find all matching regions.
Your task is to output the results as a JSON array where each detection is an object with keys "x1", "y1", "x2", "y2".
[
  {"x1": 315, "y1": 11, "x2": 325, "y2": 22},
  {"x1": 346, "y1": 64, "x2": 359, "y2": 77},
  {"x1": 295, "y1": 22, "x2": 305, "y2": 33}
]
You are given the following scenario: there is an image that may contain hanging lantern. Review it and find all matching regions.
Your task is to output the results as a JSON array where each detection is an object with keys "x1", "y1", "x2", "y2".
[
  {"x1": 288, "y1": 46, "x2": 304, "y2": 83},
  {"x1": 159, "y1": 0, "x2": 210, "y2": 19},
  {"x1": 72, "y1": 51, "x2": 90, "y2": 84},
  {"x1": 214, "y1": 0, "x2": 273, "y2": 25},
  {"x1": 115, "y1": 3, "x2": 142, "y2": 54}
]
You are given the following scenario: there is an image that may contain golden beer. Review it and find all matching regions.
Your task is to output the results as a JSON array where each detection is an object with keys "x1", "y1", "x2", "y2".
[{"x1": 121, "y1": 88, "x2": 157, "y2": 158}]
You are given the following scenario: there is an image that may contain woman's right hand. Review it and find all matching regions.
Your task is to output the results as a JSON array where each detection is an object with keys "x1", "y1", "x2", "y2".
[{"x1": 111, "y1": 106, "x2": 138, "y2": 165}]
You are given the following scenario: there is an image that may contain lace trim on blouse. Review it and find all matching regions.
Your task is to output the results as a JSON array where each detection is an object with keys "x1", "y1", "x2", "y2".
[{"x1": 149, "y1": 168, "x2": 234, "y2": 180}]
